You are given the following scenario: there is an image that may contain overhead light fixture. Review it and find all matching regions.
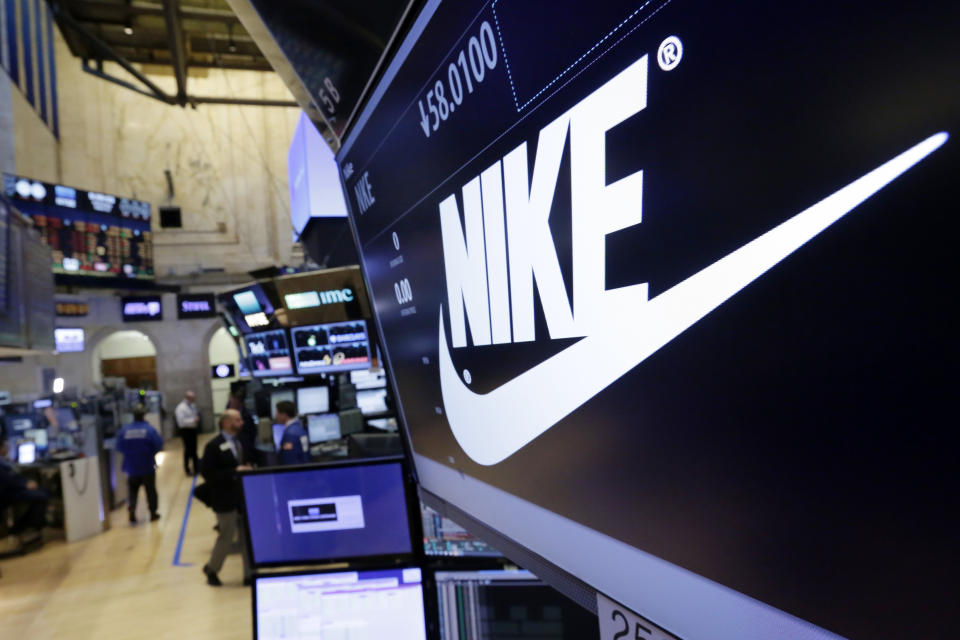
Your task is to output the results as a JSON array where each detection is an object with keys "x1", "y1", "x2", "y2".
[
  {"x1": 123, "y1": 22, "x2": 134, "y2": 35},
  {"x1": 53, "y1": 377, "x2": 65, "y2": 394},
  {"x1": 227, "y1": 22, "x2": 237, "y2": 53}
]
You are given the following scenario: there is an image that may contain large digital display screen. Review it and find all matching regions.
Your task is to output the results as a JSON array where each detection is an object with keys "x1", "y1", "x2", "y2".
[
  {"x1": 291, "y1": 320, "x2": 372, "y2": 374},
  {"x1": 337, "y1": 2, "x2": 959, "y2": 639},
  {"x1": 241, "y1": 460, "x2": 413, "y2": 566},
  {"x1": 121, "y1": 295, "x2": 163, "y2": 322},
  {"x1": 289, "y1": 112, "x2": 348, "y2": 242},
  {"x1": 254, "y1": 567, "x2": 427, "y2": 640},
  {"x1": 218, "y1": 283, "x2": 281, "y2": 334},
  {"x1": 3, "y1": 174, "x2": 153, "y2": 280},
  {"x1": 54, "y1": 327, "x2": 85, "y2": 352},
  {"x1": 177, "y1": 293, "x2": 217, "y2": 319},
  {"x1": 244, "y1": 329, "x2": 294, "y2": 378}
]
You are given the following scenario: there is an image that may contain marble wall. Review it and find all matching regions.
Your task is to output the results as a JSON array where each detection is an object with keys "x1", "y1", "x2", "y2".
[{"x1": 0, "y1": 78, "x2": 13, "y2": 174}]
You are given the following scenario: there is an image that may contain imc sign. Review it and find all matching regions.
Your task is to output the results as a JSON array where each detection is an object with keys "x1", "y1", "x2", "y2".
[
  {"x1": 122, "y1": 296, "x2": 163, "y2": 322},
  {"x1": 177, "y1": 293, "x2": 217, "y2": 319}
]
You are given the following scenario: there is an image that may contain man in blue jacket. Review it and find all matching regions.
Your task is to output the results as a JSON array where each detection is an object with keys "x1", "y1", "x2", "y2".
[
  {"x1": 274, "y1": 400, "x2": 310, "y2": 465},
  {"x1": 115, "y1": 404, "x2": 164, "y2": 524}
]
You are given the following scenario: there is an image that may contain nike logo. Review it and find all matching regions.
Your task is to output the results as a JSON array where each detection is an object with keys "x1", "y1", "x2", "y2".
[{"x1": 439, "y1": 132, "x2": 949, "y2": 466}]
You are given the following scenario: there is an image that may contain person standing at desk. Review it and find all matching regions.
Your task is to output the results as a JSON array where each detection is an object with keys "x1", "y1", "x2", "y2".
[
  {"x1": 0, "y1": 437, "x2": 48, "y2": 546},
  {"x1": 274, "y1": 401, "x2": 309, "y2": 466},
  {"x1": 175, "y1": 390, "x2": 200, "y2": 476},
  {"x1": 200, "y1": 409, "x2": 252, "y2": 587},
  {"x1": 115, "y1": 405, "x2": 163, "y2": 525}
]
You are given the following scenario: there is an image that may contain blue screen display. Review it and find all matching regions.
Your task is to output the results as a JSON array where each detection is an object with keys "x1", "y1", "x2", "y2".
[{"x1": 242, "y1": 462, "x2": 412, "y2": 566}]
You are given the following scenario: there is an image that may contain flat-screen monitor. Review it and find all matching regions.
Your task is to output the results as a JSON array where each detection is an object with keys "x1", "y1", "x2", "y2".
[
  {"x1": 245, "y1": 330, "x2": 294, "y2": 378},
  {"x1": 121, "y1": 295, "x2": 163, "y2": 322},
  {"x1": 53, "y1": 407, "x2": 78, "y2": 431},
  {"x1": 177, "y1": 293, "x2": 217, "y2": 319},
  {"x1": 16, "y1": 442, "x2": 37, "y2": 464},
  {"x1": 253, "y1": 566, "x2": 427, "y2": 640},
  {"x1": 421, "y1": 503, "x2": 500, "y2": 558},
  {"x1": 350, "y1": 368, "x2": 387, "y2": 390},
  {"x1": 4, "y1": 414, "x2": 35, "y2": 434},
  {"x1": 296, "y1": 386, "x2": 330, "y2": 415},
  {"x1": 434, "y1": 570, "x2": 597, "y2": 640},
  {"x1": 219, "y1": 283, "x2": 278, "y2": 333},
  {"x1": 290, "y1": 320, "x2": 372, "y2": 375},
  {"x1": 24, "y1": 428, "x2": 48, "y2": 448},
  {"x1": 54, "y1": 327, "x2": 85, "y2": 353},
  {"x1": 240, "y1": 459, "x2": 414, "y2": 567},
  {"x1": 307, "y1": 413, "x2": 341, "y2": 443},
  {"x1": 335, "y1": 1, "x2": 959, "y2": 638},
  {"x1": 367, "y1": 417, "x2": 397, "y2": 432},
  {"x1": 355, "y1": 388, "x2": 388, "y2": 415}
]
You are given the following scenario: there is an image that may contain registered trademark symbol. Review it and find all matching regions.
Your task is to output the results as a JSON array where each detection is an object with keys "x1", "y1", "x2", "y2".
[
  {"x1": 657, "y1": 35, "x2": 683, "y2": 71},
  {"x1": 462, "y1": 369, "x2": 472, "y2": 384},
  {"x1": 392, "y1": 231, "x2": 400, "y2": 250}
]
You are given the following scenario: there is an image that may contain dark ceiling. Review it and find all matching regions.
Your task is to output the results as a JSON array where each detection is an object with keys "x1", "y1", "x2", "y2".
[
  {"x1": 49, "y1": 0, "x2": 297, "y2": 106},
  {"x1": 54, "y1": 0, "x2": 269, "y2": 70}
]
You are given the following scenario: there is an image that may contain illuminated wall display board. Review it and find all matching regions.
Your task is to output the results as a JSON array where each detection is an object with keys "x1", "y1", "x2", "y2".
[
  {"x1": 177, "y1": 293, "x2": 217, "y2": 319},
  {"x1": 336, "y1": 1, "x2": 959, "y2": 639},
  {"x1": 218, "y1": 283, "x2": 279, "y2": 333},
  {"x1": 211, "y1": 363, "x2": 236, "y2": 379},
  {"x1": 121, "y1": 296, "x2": 163, "y2": 322},
  {"x1": 54, "y1": 327, "x2": 85, "y2": 353},
  {"x1": 2, "y1": 174, "x2": 153, "y2": 280},
  {"x1": 244, "y1": 329, "x2": 294, "y2": 378}
]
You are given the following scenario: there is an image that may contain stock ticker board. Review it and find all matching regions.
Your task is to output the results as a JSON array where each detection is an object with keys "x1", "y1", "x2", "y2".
[{"x1": 337, "y1": 1, "x2": 959, "y2": 639}]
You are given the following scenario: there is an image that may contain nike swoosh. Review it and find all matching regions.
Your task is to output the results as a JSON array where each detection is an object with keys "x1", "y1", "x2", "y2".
[{"x1": 439, "y1": 132, "x2": 949, "y2": 466}]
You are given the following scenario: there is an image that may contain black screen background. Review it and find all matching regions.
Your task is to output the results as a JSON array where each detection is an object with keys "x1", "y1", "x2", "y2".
[{"x1": 339, "y1": 1, "x2": 960, "y2": 637}]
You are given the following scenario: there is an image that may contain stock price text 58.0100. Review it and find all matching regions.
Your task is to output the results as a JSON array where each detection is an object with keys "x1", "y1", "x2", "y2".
[{"x1": 417, "y1": 21, "x2": 498, "y2": 138}]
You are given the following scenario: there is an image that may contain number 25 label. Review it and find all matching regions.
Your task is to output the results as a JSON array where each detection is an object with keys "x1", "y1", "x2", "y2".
[{"x1": 597, "y1": 593, "x2": 679, "y2": 640}]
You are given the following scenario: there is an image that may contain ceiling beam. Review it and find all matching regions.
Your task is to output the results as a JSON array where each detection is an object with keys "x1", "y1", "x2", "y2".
[
  {"x1": 160, "y1": 0, "x2": 188, "y2": 104},
  {"x1": 51, "y1": 1, "x2": 175, "y2": 103},
  {"x1": 70, "y1": 0, "x2": 240, "y2": 22}
]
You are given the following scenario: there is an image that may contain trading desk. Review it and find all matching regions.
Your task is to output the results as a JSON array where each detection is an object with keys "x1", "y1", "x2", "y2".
[{"x1": 17, "y1": 455, "x2": 104, "y2": 542}]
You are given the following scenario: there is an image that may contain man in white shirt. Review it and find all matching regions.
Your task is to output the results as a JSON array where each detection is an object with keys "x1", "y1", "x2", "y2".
[{"x1": 175, "y1": 390, "x2": 200, "y2": 476}]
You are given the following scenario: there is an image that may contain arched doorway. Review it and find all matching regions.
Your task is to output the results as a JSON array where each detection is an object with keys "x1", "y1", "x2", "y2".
[
  {"x1": 208, "y1": 327, "x2": 241, "y2": 424},
  {"x1": 93, "y1": 330, "x2": 158, "y2": 389}
]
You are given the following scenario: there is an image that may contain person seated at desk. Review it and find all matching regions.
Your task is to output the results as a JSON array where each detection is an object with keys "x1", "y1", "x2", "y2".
[
  {"x1": 0, "y1": 437, "x2": 48, "y2": 546},
  {"x1": 274, "y1": 401, "x2": 309, "y2": 466},
  {"x1": 115, "y1": 405, "x2": 163, "y2": 525}
]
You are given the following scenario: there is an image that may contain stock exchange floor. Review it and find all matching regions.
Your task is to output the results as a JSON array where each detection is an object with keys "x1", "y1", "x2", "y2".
[{"x1": 0, "y1": 436, "x2": 251, "y2": 639}]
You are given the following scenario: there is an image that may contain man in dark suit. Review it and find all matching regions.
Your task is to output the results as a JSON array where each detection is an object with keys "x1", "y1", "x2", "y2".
[
  {"x1": 226, "y1": 382, "x2": 259, "y2": 466},
  {"x1": 200, "y1": 409, "x2": 252, "y2": 586}
]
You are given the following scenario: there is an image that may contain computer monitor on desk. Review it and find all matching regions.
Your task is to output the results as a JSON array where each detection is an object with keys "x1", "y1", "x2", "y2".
[
  {"x1": 433, "y1": 570, "x2": 598, "y2": 640},
  {"x1": 17, "y1": 442, "x2": 37, "y2": 464},
  {"x1": 253, "y1": 567, "x2": 427, "y2": 640},
  {"x1": 307, "y1": 413, "x2": 341, "y2": 443},
  {"x1": 355, "y1": 388, "x2": 388, "y2": 416},
  {"x1": 296, "y1": 386, "x2": 329, "y2": 414},
  {"x1": 240, "y1": 458, "x2": 414, "y2": 567}
]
